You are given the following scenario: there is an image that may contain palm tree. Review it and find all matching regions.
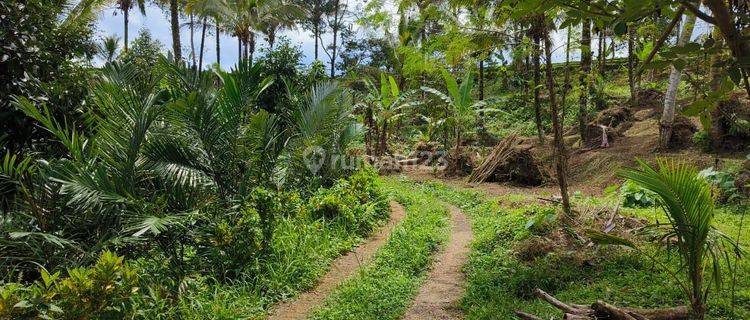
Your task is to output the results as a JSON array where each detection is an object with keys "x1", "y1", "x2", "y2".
[
  {"x1": 253, "y1": 0, "x2": 305, "y2": 49},
  {"x1": 590, "y1": 159, "x2": 740, "y2": 320},
  {"x1": 97, "y1": 36, "x2": 120, "y2": 64},
  {"x1": 186, "y1": 0, "x2": 229, "y2": 70},
  {"x1": 116, "y1": 0, "x2": 147, "y2": 51}
]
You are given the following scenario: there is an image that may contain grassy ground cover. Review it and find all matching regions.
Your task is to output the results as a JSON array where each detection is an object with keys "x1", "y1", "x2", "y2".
[
  {"x1": 403, "y1": 178, "x2": 749, "y2": 319},
  {"x1": 309, "y1": 177, "x2": 450, "y2": 320}
]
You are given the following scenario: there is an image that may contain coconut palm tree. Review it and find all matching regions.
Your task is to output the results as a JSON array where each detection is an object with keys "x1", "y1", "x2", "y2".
[
  {"x1": 116, "y1": 0, "x2": 147, "y2": 51},
  {"x1": 253, "y1": 0, "x2": 305, "y2": 49},
  {"x1": 590, "y1": 159, "x2": 741, "y2": 320},
  {"x1": 97, "y1": 36, "x2": 121, "y2": 64},
  {"x1": 186, "y1": 0, "x2": 230, "y2": 70}
]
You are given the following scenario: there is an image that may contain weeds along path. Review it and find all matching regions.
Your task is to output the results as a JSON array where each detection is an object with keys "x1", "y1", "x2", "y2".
[
  {"x1": 402, "y1": 203, "x2": 473, "y2": 320},
  {"x1": 266, "y1": 201, "x2": 406, "y2": 320}
]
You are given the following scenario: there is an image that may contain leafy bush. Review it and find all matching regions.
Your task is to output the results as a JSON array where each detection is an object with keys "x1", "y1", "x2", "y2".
[
  {"x1": 698, "y1": 167, "x2": 742, "y2": 203},
  {"x1": 620, "y1": 180, "x2": 657, "y2": 208},
  {"x1": 0, "y1": 251, "x2": 138, "y2": 319}
]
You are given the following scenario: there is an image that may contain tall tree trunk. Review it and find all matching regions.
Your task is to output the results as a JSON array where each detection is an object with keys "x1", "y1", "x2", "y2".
[
  {"x1": 578, "y1": 16, "x2": 592, "y2": 142},
  {"x1": 190, "y1": 14, "x2": 196, "y2": 66},
  {"x1": 597, "y1": 30, "x2": 606, "y2": 77},
  {"x1": 533, "y1": 34, "x2": 545, "y2": 145},
  {"x1": 170, "y1": 0, "x2": 182, "y2": 62},
  {"x1": 313, "y1": 1, "x2": 320, "y2": 61},
  {"x1": 628, "y1": 23, "x2": 637, "y2": 104},
  {"x1": 249, "y1": 33, "x2": 255, "y2": 64},
  {"x1": 198, "y1": 18, "x2": 207, "y2": 72},
  {"x1": 561, "y1": 26, "x2": 572, "y2": 123},
  {"x1": 215, "y1": 23, "x2": 220, "y2": 68},
  {"x1": 543, "y1": 28, "x2": 573, "y2": 221},
  {"x1": 330, "y1": 0, "x2": 341, "y2": 78},
  {"x1": 238, "y1": 37, "x2": 242, "y2": 64},
  {"x1": 123, "y1": 7, "x2": 129, "y2": 51},
  {"x1": 660, "y1": 14, "x2": 696, "y2": 149},
  {"x1": 479, "y1": 58, "x2": 485, "y2": 100}
]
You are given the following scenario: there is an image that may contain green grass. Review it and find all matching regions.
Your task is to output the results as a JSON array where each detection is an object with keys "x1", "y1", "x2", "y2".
[
  {"x1": 309, "y1": 177, "x2": 450, "y2": 320},
  {"x1": 401, "y1": 178, "x2": 750, "y2": 319}
]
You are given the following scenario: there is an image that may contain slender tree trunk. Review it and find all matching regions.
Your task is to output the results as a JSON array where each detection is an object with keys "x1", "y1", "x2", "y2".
[
  {"x1": 660, "y1": 14, "x2": 696, "y2": 149},
  {"x1": 561, "y1": 26, "x2": 572, "y2": 123},
  {"x1": 215, "y1": 23, "x2": 220, "y2": 68},
  {"x1": 238, "y1": 37, "x2": 242, "y2": 64},
  {"x1": 533, "y1": 34, "x2": 545, "y2": 145},
  {"x1": 249, "y1": 33, "x2": 255, "y2": 64},
  {"x1": 597, "y1": 30, "x2": 605, "y2": 77},
  {"x1": 170, "y1": 0, "x2": 182, "y2": 62},
  {"x1": 190, "y1": 14, "x2": 196, "y2": 66},
  {"x1": 330, "y1": 0, "x2": 341, "y2": 78},
  {"x1": 313, "y1": 1, "x2": 320, "y2": 61},
  {"x1": 124, "y1": 7, "x2": 129, "y2": 51},
  {"x1": 198, "y1": 18, "x2": 207, "y2": 71},
  {"x1": 628, "y1": 23, "x2": 637, "y2": 104},
  {"x1": 578, "y1": 16, "x2": 592, "y2": 142},
  {"x1": 479, "y1": 58, "x2": 485, "y2": 100},
  {"x1": 543, "y1": 29, "x2": 573, "y2": 221}
]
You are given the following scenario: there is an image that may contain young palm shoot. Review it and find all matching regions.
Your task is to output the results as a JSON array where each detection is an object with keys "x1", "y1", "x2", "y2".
[{"x1": 589, "y1": 159, "x2": 741, "y2": 320}]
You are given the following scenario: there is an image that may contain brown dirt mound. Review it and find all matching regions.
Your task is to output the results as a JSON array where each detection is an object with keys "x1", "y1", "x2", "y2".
[
  {"x1": 709, "y1": 92, "x2": 750, "y2": 152},
  {"x1": 631, "y1": 88, "x2": 664, "y2": 109},
  {"x1": 583, "y1": 124, "x2": 619, "y2": 149},
  {"x1": 486, "y1": 147, "x2": 547, "y2": 186},
  {"x1": 373, "y1": 156, "x2": 403, "y2": 175},
  {"x1": 409, "y1": 141, "x2": 444, "y2": 165},
  {"x1": 667, "y1": 115, "x2": 697, "y2": 149},
  {"x1": 593, "y1": 106, "x2": 633, "y2": 128},
  {"x1": 444, "y1": 148, "x2": 476, "y2": 177}
]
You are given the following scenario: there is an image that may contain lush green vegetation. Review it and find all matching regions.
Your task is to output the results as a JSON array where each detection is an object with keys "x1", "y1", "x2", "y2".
[
  {"x1": 2, "y1": 0, "x2": 750, "y2": 318},
  {"x1": 400, "y1": 178, "x2": 749, "y2": 319},
  {"x1": 310, "y1": 178, "x2": 450, "y2": 320}
]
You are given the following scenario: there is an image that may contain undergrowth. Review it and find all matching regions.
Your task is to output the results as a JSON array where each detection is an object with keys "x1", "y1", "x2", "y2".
[{"x1": 403, "y1": 178, "x2": 750, "y2": 319}]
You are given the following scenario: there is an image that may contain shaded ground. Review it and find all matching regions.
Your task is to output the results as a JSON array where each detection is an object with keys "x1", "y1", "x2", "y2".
[
  {"x1": 266, "y1": 201, "x2": 406, "y2": 320},
  {"x1": 403, "y1": 203, "x2": 473, "y2": 320}
]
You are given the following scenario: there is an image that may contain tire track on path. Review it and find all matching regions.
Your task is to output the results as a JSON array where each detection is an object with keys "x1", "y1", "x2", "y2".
[
  {"x1": 266, "y1": 201, "x2": 407, "y2": 320},
  {"x1": 403, "y1": 203, "x2": 473, "y2": 320}
]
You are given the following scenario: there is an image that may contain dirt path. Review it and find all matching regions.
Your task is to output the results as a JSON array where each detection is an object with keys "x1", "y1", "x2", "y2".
[
  {"x1": 403, "y1": 203, "x2": 473, "y2": 320},
  {"x1": 266, "y1": 201, "x2": 407, "y2": 320}
]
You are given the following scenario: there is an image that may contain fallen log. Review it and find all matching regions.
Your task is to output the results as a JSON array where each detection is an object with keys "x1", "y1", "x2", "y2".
[{"x1": 516, "y1": 289, "x2": 690, "y2": 320}]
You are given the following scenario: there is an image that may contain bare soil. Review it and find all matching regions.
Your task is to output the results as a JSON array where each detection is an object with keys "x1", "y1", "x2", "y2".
[
  {"x1": 402, "y1": 203, "x2": 473, "y2": 320},
  {"x1": 266, "y1": 201, "x2": 407, "y2": 320}
]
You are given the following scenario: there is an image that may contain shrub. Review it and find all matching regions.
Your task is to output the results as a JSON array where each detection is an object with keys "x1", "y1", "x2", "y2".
[
  {"x1": 620, "y1": 180, "x2": 657, "y2": 208},
  {"x1": 698, "y1": 167, "x2": 742, "y2": 203},
  {"x1": 0, "y1": 251, "x2": 138, "y2": 320}
]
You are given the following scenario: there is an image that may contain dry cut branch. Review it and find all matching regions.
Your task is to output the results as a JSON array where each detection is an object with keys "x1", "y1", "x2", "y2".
[{"x1": 515, "y1": 289, "x2": 691, "y2": 320}]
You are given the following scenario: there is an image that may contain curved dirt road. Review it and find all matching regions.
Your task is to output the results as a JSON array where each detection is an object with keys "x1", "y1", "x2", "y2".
[
  {"x1": 266, "y1": 201, "x2": 407, "y2": 320},
  {"x1": 403, "y1": 203, "x2": 473, "y2": 320}
]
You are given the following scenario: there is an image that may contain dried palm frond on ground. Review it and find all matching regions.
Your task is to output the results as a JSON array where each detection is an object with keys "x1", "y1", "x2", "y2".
[{"x1": 468, "y1": 135, "x2": 519, "y2": 183}]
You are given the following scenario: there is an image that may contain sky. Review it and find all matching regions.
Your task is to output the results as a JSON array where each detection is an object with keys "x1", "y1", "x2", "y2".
[{"x1": 94, "y1": 3, "x2": 712, "y2": 69}]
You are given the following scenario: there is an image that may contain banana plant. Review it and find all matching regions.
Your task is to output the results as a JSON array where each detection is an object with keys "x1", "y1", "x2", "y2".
[
  {"x1": 356, "y1": 72, "x2": 417, "y2": 156},
  {"x1": 422, "y1": 68, "x2": 486, "y2": 153}
]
